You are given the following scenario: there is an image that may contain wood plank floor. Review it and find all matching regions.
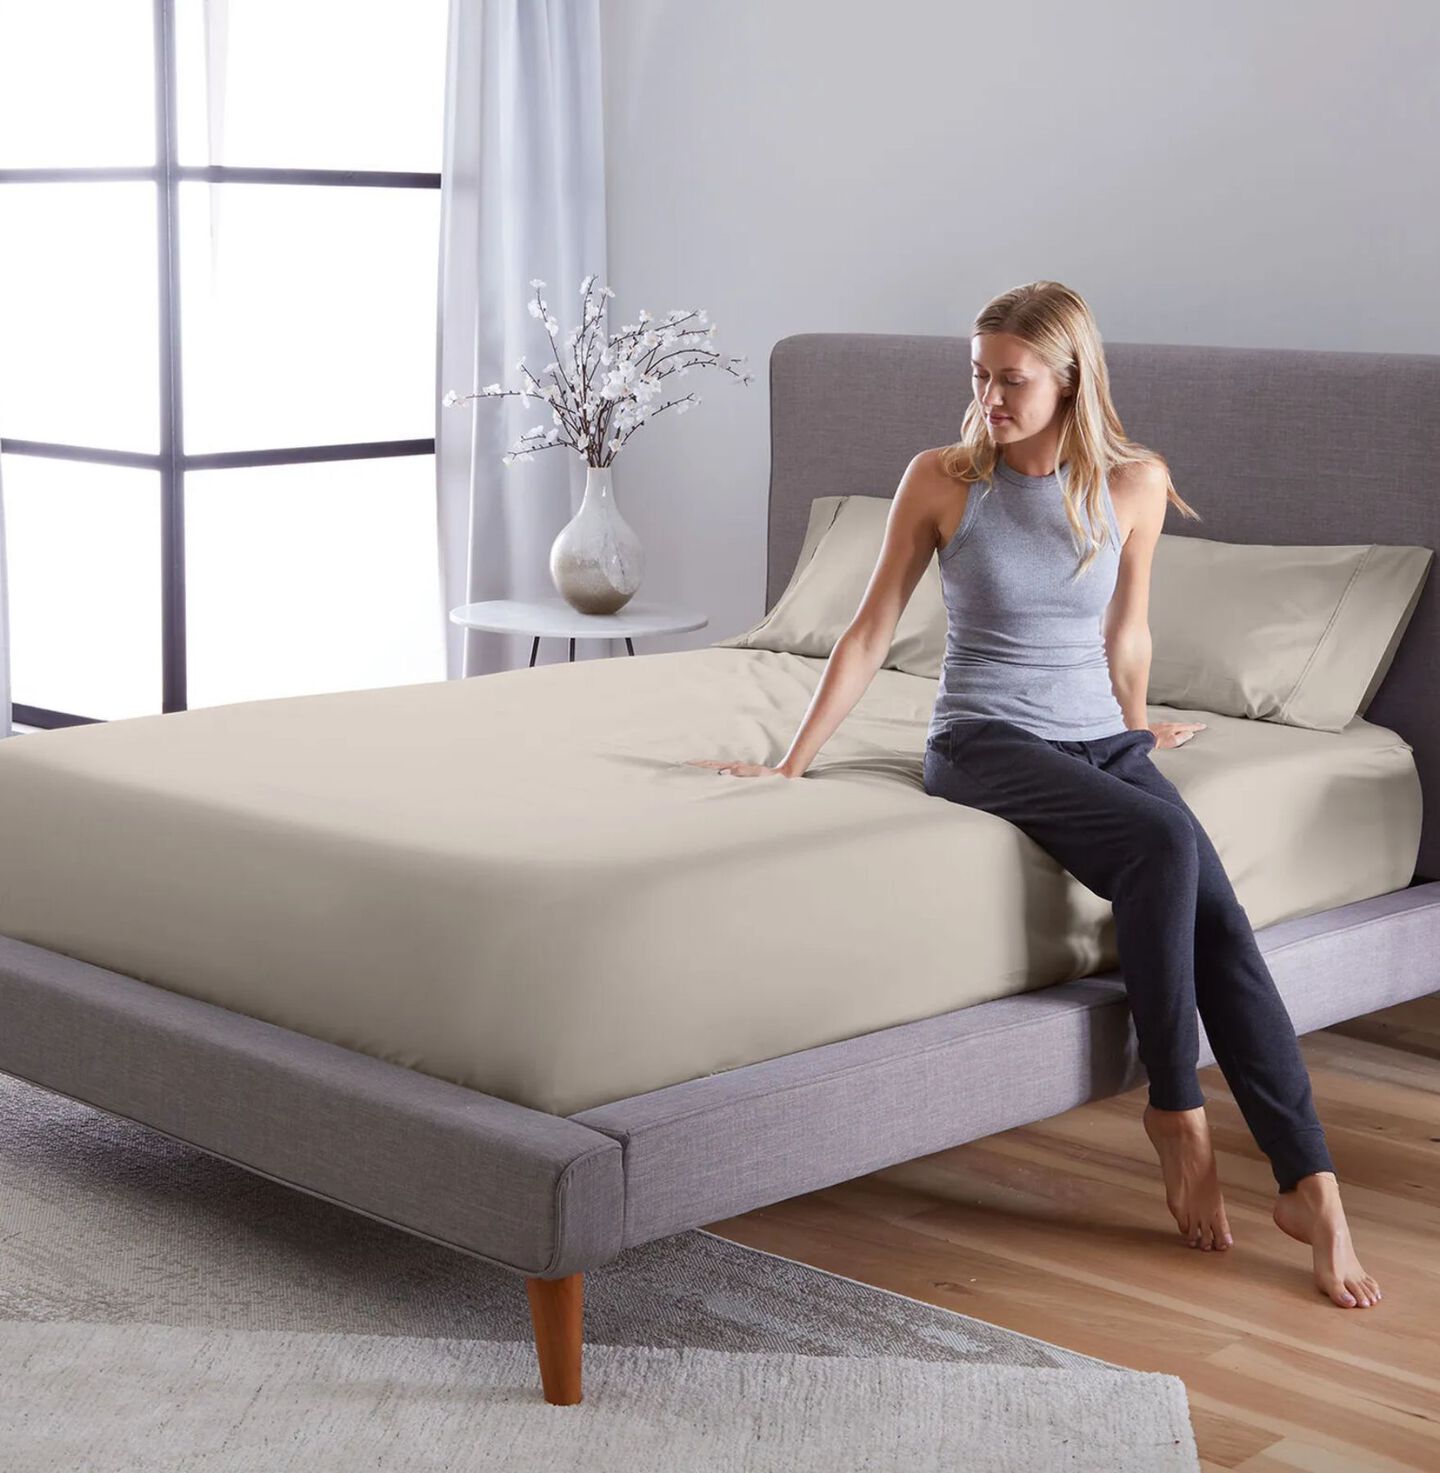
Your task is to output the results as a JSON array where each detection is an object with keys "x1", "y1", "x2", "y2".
[{"x1": 705, "y1": 993, "x2": 1440, "y2": 1472}]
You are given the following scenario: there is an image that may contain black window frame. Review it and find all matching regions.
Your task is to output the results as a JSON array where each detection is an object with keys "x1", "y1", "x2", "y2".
[{"x1": 0, "y1": 0, "x2": 441, "y2": 729}]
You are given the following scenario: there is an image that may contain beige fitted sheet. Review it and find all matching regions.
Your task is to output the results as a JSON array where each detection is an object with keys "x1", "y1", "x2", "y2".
[{"x1": 0, "y1": 647, "x2": 1421, "y2": 1116}]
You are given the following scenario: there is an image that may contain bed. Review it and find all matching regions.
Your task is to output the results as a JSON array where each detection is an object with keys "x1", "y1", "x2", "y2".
[{"x1": 3, "y1": 334, "x2": 1439, "y2": 1406}]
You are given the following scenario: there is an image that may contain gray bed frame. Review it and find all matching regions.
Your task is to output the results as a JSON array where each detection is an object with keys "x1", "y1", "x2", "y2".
[{"x1": 4, "y1": 334, "x2": 1439, "y2": 1406}]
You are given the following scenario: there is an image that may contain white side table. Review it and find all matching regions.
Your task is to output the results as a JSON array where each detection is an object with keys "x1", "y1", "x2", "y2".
[{"x1": 450, "y1": 595, "x2": 709, "y2": 667}]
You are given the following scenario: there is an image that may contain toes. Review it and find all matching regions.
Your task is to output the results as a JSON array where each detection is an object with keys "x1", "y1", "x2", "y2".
[
  {"x1": 1175, "y1": 1213, "x2": 1233, "y2": 1250},
  {"x1": 1173, "y1": 1203, "x2": 1238, "y2": 1253}
]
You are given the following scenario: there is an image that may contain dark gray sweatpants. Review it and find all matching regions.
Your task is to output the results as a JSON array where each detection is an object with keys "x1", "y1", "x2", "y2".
[{"x1": 922, "y1": 717, "x2": 1336, "y2": 1193}]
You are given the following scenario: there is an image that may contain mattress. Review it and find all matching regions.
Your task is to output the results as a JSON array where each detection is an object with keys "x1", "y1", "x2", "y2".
[{"x1": 0, "y1": 646, "x2": 1421, "y2": 1116}]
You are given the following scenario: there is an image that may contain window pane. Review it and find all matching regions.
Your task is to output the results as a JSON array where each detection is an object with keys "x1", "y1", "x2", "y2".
[
  {"x1": 0, "y1": 183, "x2": 160, "y2": 454},
  {"x1": 175, "y1": 0, "x2": 447, "y2": 172},
  {"x1": 3, "y1": 456, "x2": 161, "y2": 719},
  {"x1": 185, "y1": 455, "x2": 443, "y2": 708},
  {"x1": 179, "y1": 182, "x2": 439, "y2": 454},
  {"x1": 0, "y1": 0, "x2": 154, "y2": 168}
]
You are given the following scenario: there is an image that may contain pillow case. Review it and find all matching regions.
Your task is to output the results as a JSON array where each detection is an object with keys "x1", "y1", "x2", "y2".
[
  {"x1": 714, "y1": 495, "x2": 1433, "y2": 734},
  {"x1": 711, "y1": 495, "x2": 948, "y2": 677},
  {"x1": 1147, "y1": 535, "x2": 1433, "y2": 732}
]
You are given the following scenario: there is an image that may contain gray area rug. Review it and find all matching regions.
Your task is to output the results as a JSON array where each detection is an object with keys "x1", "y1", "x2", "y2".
[{"x1": 0, "y1": 1071, "x2": 1200, "y2": 1470}]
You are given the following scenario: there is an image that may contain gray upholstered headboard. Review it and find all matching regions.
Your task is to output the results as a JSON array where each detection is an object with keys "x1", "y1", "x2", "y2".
[{"x1": 765, "y1": 332, "x2": 1440, "y2": 881}]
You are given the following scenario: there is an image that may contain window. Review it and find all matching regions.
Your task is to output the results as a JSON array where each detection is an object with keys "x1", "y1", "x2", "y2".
[{"x1": 0, "y1": 0, "x2": 447, "y2": 727}]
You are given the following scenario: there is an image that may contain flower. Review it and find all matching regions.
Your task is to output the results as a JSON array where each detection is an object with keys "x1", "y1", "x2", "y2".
[{"x1": 442, "y1": 273, "x2": 749, "y2": 467}]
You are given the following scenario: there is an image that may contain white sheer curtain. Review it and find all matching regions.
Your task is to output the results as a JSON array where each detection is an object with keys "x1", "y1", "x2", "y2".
[
  {"x1": 0, "y1": 452, "x2": 10, "y2": 739},
  {"x1": 436, "y1": 0, "x2": 607, "y2": 680}
]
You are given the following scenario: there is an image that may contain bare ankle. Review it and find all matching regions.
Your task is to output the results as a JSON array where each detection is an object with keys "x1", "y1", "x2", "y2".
[{"x1": 1291, "y1": 1170, "x2": 1339, "y2": 1196}]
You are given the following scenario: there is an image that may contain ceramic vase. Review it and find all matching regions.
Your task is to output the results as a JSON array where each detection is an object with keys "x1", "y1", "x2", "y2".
[{"x1": 549, "y1": 465, "x2": 644, "y2": 614}]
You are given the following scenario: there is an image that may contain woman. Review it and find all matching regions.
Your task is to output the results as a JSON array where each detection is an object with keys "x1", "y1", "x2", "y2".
[{"x1": 689, "y1": 281, "x2": 1382, "y2": 1310}]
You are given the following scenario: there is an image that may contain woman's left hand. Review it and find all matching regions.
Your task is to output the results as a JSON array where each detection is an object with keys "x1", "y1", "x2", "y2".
[{"x1": 1149, "y1": 721, "x2": 1207, "y2": 749}]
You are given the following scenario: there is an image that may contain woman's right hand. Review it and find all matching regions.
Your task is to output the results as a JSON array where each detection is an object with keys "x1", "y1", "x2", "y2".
[{"x1": 684, "y1": 758, "x2": 801, "y2": 779}]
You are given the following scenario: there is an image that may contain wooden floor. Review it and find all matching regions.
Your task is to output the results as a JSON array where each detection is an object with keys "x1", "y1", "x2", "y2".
[{"x1": 705, "y1": 993, "x2": 1440, "y2": 1472}]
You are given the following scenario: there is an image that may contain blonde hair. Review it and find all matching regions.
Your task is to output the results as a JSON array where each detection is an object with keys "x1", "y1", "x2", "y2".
[{"x1": 937, "y1": 281, "x2": 1201, "y2": 579}]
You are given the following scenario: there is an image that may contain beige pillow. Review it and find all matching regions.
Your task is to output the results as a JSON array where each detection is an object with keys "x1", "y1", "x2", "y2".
[
  {"x1": 715, "y1": 501, "x2": 1432, "y2": 734},
  {"x1": 712, "y1": 495, "x2": 948, "y2": 676},
  {"x1": 1148, "y1": 535, "x2": 1433, "y2": 731}
]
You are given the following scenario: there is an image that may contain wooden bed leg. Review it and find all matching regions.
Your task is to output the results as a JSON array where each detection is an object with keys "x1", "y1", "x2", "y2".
[{"x1": 524, "y1": 1272, "x2": 584, "y2": 1405}]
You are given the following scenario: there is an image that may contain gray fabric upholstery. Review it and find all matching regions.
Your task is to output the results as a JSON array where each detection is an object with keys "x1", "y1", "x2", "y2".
[
  {"x1": 574, "y1": 882, "x2": 1440, "y2": 1248},
  {"x1": 0, "y1": 934, "x2": 623, "y2": 1279},
  {"x1": 762, "y1": 336, "x2": 1440, "y2": 878}
]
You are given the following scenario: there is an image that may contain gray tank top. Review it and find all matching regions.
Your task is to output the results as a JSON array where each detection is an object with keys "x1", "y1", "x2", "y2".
[{"x1": 927, "y1": 455, "x2": 1128, "y2": 743}]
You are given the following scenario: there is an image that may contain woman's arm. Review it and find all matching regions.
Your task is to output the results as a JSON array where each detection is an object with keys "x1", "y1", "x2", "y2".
[
  {"x1": 688, "y1": 450, "x2": 946, "y2": 779},
  {"x1": 776, "y1": 454, "x2": 945, "y2": 776},
  {"x1": 1104, "y1": 460, "x2": 1206, "y2": 749}
]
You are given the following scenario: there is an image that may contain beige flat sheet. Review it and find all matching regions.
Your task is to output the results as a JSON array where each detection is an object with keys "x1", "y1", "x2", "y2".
[{"x1": 0, "y1": 647, "x2": 1421, "y2": 1115}]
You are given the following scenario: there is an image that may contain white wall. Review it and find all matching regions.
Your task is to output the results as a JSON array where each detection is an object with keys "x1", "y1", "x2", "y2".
[{"x1": 598, "y1": 0, "x2": 1439, "y2": 650}]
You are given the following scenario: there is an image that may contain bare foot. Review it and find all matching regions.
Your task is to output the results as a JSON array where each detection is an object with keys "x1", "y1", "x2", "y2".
[
  {"x1": 1142, "y1": 1103, "x2": 1233, "y2": 1250},
  {"x1": 1272, "y1": 1171, "x2": 1383, "y2": 1308}
]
